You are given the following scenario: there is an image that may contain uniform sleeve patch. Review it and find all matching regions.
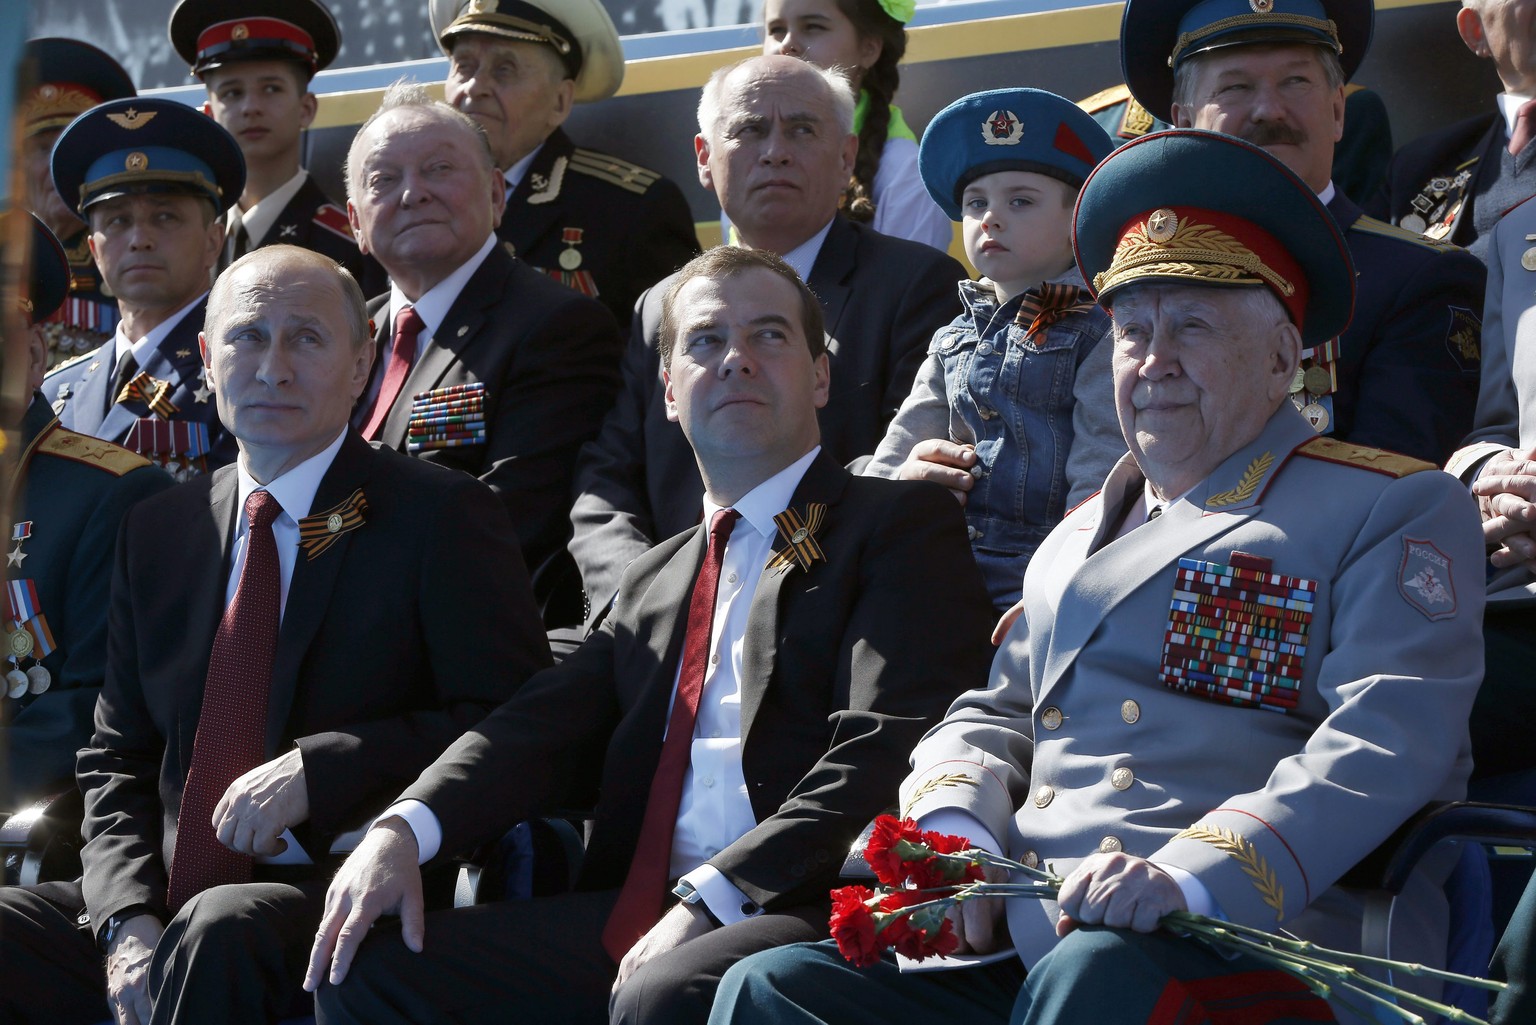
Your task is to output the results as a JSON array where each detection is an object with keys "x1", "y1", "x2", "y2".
[
  {"x1": 1445, "y1": 305, "x2": 1482, "y2": 372},
  {"x1": 1398, "y1": 537, "x2": 1458, "y2": 621}
]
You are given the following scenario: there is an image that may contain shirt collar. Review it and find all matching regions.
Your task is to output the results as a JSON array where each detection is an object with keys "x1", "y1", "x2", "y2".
[
  {"x1": 114, "y1": 292, "x2": 208, "y2": 366},
  {"x1": 1499, "y1": 93, "x2": 1534, "y2": 136},
  {"x1": 234, "y1": 426, "x2": 350, "y2": 533},
  {"x1": 503, "y1": 142, "x2": 544, "y2": 192},
  {"x1": 772, "y1": 219, "x2": 836, "y2": 283},
  {"x1": 388, "y1": 234, "x2": 497, "y2": 336},
  {"x1": 703, "y1": 446, "x2": 822, "y2": 542},
  {"x1": 233, "y1": 168, "x2": 310, "y2": 248},
  {"x1": 1315, "y1": 180, "x2": 1337, "y2": 206}
]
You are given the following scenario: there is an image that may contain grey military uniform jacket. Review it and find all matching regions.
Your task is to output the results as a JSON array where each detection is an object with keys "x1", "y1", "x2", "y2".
[{"x1": 902, "y1": 408, "x2": 1484, "y2": 1012}]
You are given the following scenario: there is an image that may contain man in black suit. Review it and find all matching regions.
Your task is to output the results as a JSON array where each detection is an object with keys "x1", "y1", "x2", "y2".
[
  {"x1": 345, "y1": 80, "x2": 621, "y2": 585},
  {"x1": 431, "y1": 0, "x2": 701, "y2": 327},
  {"x1": 569, "y1": 55, "x2": 965, "y2": 622},
  {"x1": 303, "y1": 246, "x2": 995, "y2": 1025},
  {"x1": 41, "y1": 97, "x2": 247, "y2": 478},
  {"x1": 0, "y1": 245, "x2": 550, "y2": 1025}
]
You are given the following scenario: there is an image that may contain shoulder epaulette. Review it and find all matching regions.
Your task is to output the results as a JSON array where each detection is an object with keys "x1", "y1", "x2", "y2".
[
  {"x1": 40, "y1": 427, "x2": 152, "y2": 476},
  {"x1": 1350, "y1": 213, "x2": 1459, "y2": 251},
  {"x1": 1295, "y1": 437, "x2": 1435, "y2": 478},
  {"x1": 312, "y1": 203, "x2": 355, "y2": 242},
  {"x1": 1078, "y1": 83, "x2": 1132, "y2": 112},
  {"x1": 44, "y1": 349, "x2": 96, "y2": 378},
  {"x1": 1343, "y1": 83, "x2": 1365, "y2": 98},
  {"x1": 569, "y1": 148, "x2": 662, "y2": 195}
]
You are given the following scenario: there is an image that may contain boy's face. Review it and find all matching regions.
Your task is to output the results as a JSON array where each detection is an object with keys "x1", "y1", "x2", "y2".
[
  {"x1": 960, "y1": 169, "x2": 1077, "y2": 293},
  {"x1": 203, "y1": 61, "x2": 315, "y2": 166}
]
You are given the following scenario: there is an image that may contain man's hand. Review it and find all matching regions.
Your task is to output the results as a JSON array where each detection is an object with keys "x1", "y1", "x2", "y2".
[
  {"x1": 611, "y1": 900, "x2": 713, "y2": 994},
  {"x1": 1472, "y1": 451, "x2": 1536, "y2": 571},
  {"x1": 948, "y1": 861, "x2": 1008, "y2": 954},
  {"x1": 896, "y1": 440, "x2": 978, "y2": 505},
  {"x1": 304, "y1": 816, "x2": 424, "y2": 993},
  {"x1": 105, "y1": 914, "x2": 162, "y2": 1025},
  {"x1": 212, "y1": 747, "x2": 309, "y2": 857},
  {"x1": 1053, "y1": 853, "x2": 1186, "y2": 937}
]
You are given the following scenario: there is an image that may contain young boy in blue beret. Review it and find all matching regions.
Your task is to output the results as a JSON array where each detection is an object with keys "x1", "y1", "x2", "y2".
[{"x1": 866, "y1": 88, "x2": 1123, "y2": 612}]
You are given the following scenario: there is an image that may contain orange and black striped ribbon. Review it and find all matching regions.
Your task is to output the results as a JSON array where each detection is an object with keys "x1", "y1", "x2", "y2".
[
  {"x1": 767, "y1": 502, "x2": 827, "y2": 572},
  {"x1": 1014, "y1": 282, "x2": 1096, "y2": 341},
  {"x1": 116, "y1": 371, "x2": 179, "y2": 418},
  {"x1": 297, "y1": 489, "x2": 368, "y2": 560}
]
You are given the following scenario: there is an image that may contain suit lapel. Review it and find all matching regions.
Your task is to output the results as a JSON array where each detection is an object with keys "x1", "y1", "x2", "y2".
[
  {"x1": 179, "y1": 468, "x2": 242, "y2": 758},
  {"x1": 1454, "y1": 119, "x2": 1503, "y2": 242},
  {"x1": 264, "y1": 432, "x2": 375, "y2": 751},
  {"x1": 1037, "y1": 412, "x2": 1316, "y2": 702},
  {"x1": 378, "y1": 248, "x2": 512, "y2": 447},
  {"x1": 499, "y1": 130, "x2": 572, "y2": 260},
  {"x1": 806, "y1": 219, "x2": 855, "y2": 349},
  {"x1": 739, "y1": 453, "x2": 850, "y2": 740}
]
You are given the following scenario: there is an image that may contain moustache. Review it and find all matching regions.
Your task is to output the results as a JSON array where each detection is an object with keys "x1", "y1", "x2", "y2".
[{"x1": 1241, "y1": 123, "x2": 1308, "y2": 148}]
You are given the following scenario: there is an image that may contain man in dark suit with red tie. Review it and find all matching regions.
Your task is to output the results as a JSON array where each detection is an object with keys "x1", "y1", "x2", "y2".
[
  {"x1": 302, "y1": 246, "x2": 995, "y2": 1025},
  {"x1": 0, "y1": 245, "x2": 550, "y2": 1025}
]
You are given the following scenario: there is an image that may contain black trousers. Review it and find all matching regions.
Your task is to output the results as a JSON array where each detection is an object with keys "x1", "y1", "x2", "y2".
[
  {"x1": 1471, "y1": 603, "x2": 1536, "y2": 779},
  {"x1": 0, "y1": 875, "x2": 326, "y2": 1025},
  {"x1": 314, "y1": 888, "x2": 828, "y2": 1025}
]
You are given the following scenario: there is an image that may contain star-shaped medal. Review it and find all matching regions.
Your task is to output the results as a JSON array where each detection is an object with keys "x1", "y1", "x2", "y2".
[{"x1": 8, "y1": 546, "x2": 26, "y2": 568}]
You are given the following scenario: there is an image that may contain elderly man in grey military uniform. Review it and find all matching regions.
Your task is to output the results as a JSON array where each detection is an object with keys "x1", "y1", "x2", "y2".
[{"x1": 709, "y1": 128, "x2": 1486, "y2": 1025}]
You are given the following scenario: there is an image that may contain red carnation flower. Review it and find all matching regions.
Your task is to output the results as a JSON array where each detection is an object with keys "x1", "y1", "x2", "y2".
[
  {"x1": 878, "y1": 889, "x2": 959, "y2": 962},
  {"x1": 829, "y1": 885, "x2": 882, "y2": 968}
]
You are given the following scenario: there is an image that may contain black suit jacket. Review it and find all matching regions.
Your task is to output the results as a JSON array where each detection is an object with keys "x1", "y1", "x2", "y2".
[
  {"x1": 404, "y1": 453, "x2": 994, "y2": 912},
  {"x1": 364, "y1": 245, "x2": 622, "y2": 576},
  {"x1": 79, "y1": 432, "x2": 551, "y2": 929},
  {"x1": 242, "y1": 174, "x2": 388, "y2": 297},
  {"x1": 569, "y1": 217, "x2": 966, "y2": 614},
  {"x1": 499, "y1": 128, "x2": 701, "y2": 328}
]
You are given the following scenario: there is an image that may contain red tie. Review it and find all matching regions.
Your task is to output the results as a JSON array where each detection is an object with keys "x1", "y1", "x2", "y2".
[
  {"x1": 1511, "y1": 98, "x2": 1536, "y2": 156},
  {"x1": 167, "y1": 489, "x2": 283, "y2": 912},
  {"x1": 602, "y1": 508, "x2": 740, "y2": 960},
  {"x1": 362, "y1": 305, "x2": 424, "y2": 440}
]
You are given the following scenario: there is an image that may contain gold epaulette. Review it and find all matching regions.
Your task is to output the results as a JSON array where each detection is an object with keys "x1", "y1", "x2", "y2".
[
  {"x1": 44, "y1": 349, "x2": 97, "y2": 377},
  {"x1": 1343, "y1": 83, "x2": 1365, "y2": 98},
  {"x1": 40, "y1": 427, "x2": 152, "y2": 476},
  {"x1": 1077, "y1": 83, "x2": 1133, "y2": 112},
  {"x1": 1349, "y1": 213, "x2": 1459, "y2": 251},
  {"x1": 569, "y1": 148, "x2": 662, "y2": 195},
  {"x1": 1295, "y1": 437, "x2": 1435, "y2": 478}
]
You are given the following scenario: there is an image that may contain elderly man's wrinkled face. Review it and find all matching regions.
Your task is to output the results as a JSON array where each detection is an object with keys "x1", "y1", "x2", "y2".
[
  {"x1": 1109, "y1": 284, "x2": 1299, "y2": 498},
  {"x1": 201, "y1": 252, "x2": 372, "y2": 482},
  {"x1": 1461, "y1": 0, "x2": 1536, "y2": 95},
  {"x1": 1171, "y1": 45, "x2": 1343, "y2": 194},
  {"x1": 445, "y1": 34, "x2": 573, "y2": 170},
  {"x1": 696, "y1": 57, "x2": 856, "y2": 251}
]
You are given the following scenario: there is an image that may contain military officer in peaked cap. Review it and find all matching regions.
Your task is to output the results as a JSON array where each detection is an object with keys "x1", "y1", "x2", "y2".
[
  {"x1": 42, "y1": 96, "x2": 245, "y2": 479},
  {"x1": 431, "y1": 0, "x2": 700, "y2": 326},
  {"x1": 1121, "y1": 0, "x2": 1487, "y2": 468},
  {"x1": 2, "y1": 214, "x2": 173, "y2": 809},
  {"x1": 709, "y1": 129, "x2": 1484, "y2": 1025},
  {"x1": 19, "y1": 38, "x2": 136, "y2": 369},
  {"x1": 170, "y1": 0, "x2": 380, "y2": 291}
]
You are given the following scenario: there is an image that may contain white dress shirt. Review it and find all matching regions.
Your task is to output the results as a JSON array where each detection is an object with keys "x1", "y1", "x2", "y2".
[
  {"x1": 388, "y1": 447, "x2": 824, "y2": 928},
  {"x1": 229, "y1": 168, "x2": 309, "y2": 249},
  {"x1": 110, "y1": 292, "x2": 209, "y2": 370},
  {"x1": 1499, "y1": 92, "x2": 1535, "y2": 137},
  {"x1": 716, "y1": 216, "x2": 835, "y2": 283}
]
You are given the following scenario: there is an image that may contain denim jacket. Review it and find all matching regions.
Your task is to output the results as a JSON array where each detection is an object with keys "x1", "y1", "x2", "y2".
[{"x1": 868, "y1": 268, "x2": 1122, "y2": 608}]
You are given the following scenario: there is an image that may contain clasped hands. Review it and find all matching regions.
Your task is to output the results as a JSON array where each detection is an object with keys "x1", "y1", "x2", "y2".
[{"x1": 1474, "y1": 450, "x2": 1536, "y2": 572}]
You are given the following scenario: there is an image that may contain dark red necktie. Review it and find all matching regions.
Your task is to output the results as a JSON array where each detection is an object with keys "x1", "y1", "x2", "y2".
[
  {"x1": 167, "y1": 489, "x2": 283, "y2": 912},
  {"x1": 602, "y1": 508, "x2": 740, "y2": 960},
  {"x1": 1511, "y1": 98, "x2": 1536, "y2": 156},
  {"x1": 362, "y1": 305, "x2": 424, "y2": 440}
]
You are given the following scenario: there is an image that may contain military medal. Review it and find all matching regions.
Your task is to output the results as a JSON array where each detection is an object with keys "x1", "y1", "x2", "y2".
[
  {"x1": 1301, "y1": 401, "x2": 1330, "y2": 432},
  {"x1": 6, "y1": 668, "x2": 26, "y2": 699},
  {"x1": 1401, "y1": 214, "x2": 1427, "y2": 234},
  {"x1": 558, "y1": 228, "x2": 584, "y2": 271},
  {"x1": 1522, "y1": 234, "x2": 1536, "y2": 272},
  {"x1": 7, "y1": 521, "x2": 30, "y2": 568}
]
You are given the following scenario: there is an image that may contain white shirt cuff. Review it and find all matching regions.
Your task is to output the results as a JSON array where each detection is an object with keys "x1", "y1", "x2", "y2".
[
  {"x1": 381, "y1": 799, "x2": 442, "y2": 864},
  {"x1": 913, "y1": 809, "x2": 1002, "y2": 860},
  {"x1": 680, "y1": 863, "x2": 762, "y2": 926},
  {"x1": 1154, "y1": 862, "x2": 1222, "y2": 919}
]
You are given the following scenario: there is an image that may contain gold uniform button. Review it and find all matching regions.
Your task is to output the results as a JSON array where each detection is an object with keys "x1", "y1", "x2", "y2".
[
  {"x1": 1034, "y1": 785, "x2": 1055, "y2": 809},
  {"x1": 1040, "y1": 706, "x2": 1063, "y2": 730},
  {"x1": 1020, "y1": 850, "x2": 1039, "y2": 869},
  {"x1": 1099, "y1": 835, "x2": 1123, "y2": 853},
  {"x1": 1111, "y1": 767, "x2": 1134, "y2": 791},
  {"x1": 1121, "y1": 700, "x2": 1141, "y2": 724}
]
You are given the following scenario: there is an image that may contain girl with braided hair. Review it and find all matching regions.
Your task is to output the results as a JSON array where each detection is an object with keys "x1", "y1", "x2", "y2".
[{"x1": 743, "y1": 0, "x2": 952, "y2": 250}]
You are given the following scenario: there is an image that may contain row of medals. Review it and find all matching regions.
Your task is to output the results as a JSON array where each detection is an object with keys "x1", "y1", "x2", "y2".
[
  {"x1": 6, "y1": 628, "x2": 49, "y2": 699},
  {"x1": 1290, "y1": 361, "x2": 1333, "y2": 432}
]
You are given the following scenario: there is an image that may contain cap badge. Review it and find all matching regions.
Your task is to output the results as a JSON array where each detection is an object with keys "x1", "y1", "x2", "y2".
[
  {"x1": 125, "y1": 152, "x2": 149, "y2": 172},
  {"x1": 982, "y1": 110, "x2": 1023, "y2": 146},
  {"x1": 1146, "y1": 208, "x2": 1178, "y2": 244},
  {"x1": 1250, "y1": 0, "x2": 1274, "y2": 11},
  {"x1": 232, "y1": 22, "x2": 250, "y2": 40},
  {"x1": 106, "y1": 108, "x2": 156, "y2": 131},
  {"x1": 39, "y1": 85, "x2": 57, "y2": 101},
  {"x1": 467, "y1": 0, "x2": 496, "y2": 13}
]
